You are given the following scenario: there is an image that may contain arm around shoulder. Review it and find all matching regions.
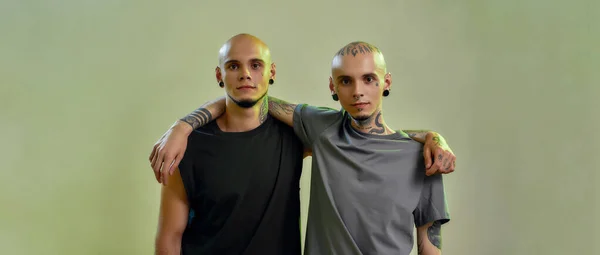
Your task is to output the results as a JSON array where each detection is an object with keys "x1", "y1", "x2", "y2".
[
  {"x1": 267, "y1": 96, "x2": 298, "y2": 127},
  {"x1": 269, "y1": 96, "x2": 342, "y2": 148}
]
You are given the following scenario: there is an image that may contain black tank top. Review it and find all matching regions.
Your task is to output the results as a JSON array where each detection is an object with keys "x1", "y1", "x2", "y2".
[{"x1": 178, "y1": 115, "x2": 304, "y2": 255}]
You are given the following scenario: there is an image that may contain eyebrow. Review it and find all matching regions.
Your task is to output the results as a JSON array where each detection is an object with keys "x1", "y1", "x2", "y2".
[
  {"x1": 224, "y1": 58, "x2": 265, "y2": 66},
  {"x1": 361, "y1": 73, "x2": 378, "y2": 79},
  {"x1": 336, "y1": 73, "x2": 378, "y2": 81},
  {"x1": 336, "y1": 75, "x2": 352, "y2": 81}
]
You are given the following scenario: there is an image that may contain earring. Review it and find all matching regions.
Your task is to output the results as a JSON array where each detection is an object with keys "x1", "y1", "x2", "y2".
[
  {"x1": 332, "y1": 94, "x2": 339, "y2": 101},
  {"x1": 383, "y1": 89, "x2": 390, "y2": 97},
  {"x1": 269, "y1": 79, "x2": 274, "y2": 85},
  {"x1": 219, "y1": 81, "x2": 224, "y2": 88}
]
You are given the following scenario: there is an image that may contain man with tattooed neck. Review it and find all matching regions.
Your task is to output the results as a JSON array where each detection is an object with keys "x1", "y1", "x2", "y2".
[
  {"x1": 151, "y1": 35, "x2": 454, "y2": 255},
  {"x1": 268, "y1": 42, "x2": 451, "y2": 255}
]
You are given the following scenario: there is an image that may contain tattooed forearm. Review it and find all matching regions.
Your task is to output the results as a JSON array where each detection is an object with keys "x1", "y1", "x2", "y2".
[
  {"x1": 403, "y1": 130, "x2": 431, "y2": 140},
  {"x1": 180, "y1": 108, "x2": 212, "y2": 130},
  {"x1": 268, "y1": 97, "x2": 296, "y2": 116},
  {"x1": 266, "y1": 96, "x2": 297, "y2": 126},
  {"x1": 427, "y1": 221, "x2": 442, "y2": 250}
]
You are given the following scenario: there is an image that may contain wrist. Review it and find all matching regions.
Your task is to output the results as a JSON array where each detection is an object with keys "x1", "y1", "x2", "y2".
[
  {"x1": 174, "y1": 120, "x2": 194, "y2": 134},
  {"x1": 425, "y1": 131, "x2": 437, "y2": 140}
]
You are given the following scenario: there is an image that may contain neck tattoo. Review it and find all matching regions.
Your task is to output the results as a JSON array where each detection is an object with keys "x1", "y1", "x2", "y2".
[
  {"x1": 351, "y1": 111, "x2": 389, "y2": 134},
  {"x1": 258, "y1": 98, "x2": 268, "y2": 124}
]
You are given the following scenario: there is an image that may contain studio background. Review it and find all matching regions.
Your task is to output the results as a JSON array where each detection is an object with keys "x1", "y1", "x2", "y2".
[{"x1": 1, "y1": 0, "x2": 598, "y2": 254}]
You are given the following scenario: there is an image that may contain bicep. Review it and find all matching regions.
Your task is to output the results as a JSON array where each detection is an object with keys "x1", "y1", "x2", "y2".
[
  {"x1": 416, "y1": 221, "x2": 443, "y2": 255},
  {"x1": 157, "y1": 167, "x2": 189, "y2": 237}
]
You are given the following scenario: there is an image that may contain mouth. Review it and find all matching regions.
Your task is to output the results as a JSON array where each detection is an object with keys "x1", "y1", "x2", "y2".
[
  {"x1": 237, "y1": 85, "x2": 256, "y2": 90},
  {"x1": 351, "y1": 102, "x2": 370, "y2": 107}
]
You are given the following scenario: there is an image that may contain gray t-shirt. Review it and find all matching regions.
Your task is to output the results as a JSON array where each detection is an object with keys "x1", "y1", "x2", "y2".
[{"x1": 293, "y1": 104, "x2": 451, "y2": 255}]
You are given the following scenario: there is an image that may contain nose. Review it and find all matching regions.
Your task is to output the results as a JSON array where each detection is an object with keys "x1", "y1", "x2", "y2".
[
  {"x1": 351, "y1": 84, "x2": 364, "y2": 99},
  {"x1": 238, "y1": 66, "x2": 251, "y2": 81}
]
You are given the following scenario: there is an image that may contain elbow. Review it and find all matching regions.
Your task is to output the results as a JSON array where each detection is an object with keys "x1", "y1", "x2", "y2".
[{"x1": 155, "y1": 231, "x2": 183, "y2": 255}]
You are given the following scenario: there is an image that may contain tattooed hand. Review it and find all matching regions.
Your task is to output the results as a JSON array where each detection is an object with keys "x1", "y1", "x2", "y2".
[{"x1": 423, "y1": 132, "x2": 456, "y2": 176}]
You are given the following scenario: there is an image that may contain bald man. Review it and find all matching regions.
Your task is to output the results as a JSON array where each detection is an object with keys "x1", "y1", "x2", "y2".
[
  {"x1": 152, "y1": 34, "x2": 455, "y2": 255},
  {"x1": 154, "y1": 34, "x2": 306, "y2": 255}
]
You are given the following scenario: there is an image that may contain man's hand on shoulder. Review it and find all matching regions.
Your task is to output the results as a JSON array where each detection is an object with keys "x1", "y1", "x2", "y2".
[
  {"x1": 423, "y1": 132, "x2": 456, "y2": 176},
  {"x1": 149, "y1": 121, "x2": 193, "y2": 185},
  {"x1": 150, "y1": 97, "x2": 226, "y2": 185}
]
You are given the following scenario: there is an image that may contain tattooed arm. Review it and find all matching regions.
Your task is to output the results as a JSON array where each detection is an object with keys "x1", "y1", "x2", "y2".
[
  {"x1": 149, "y1": 97, "x2": 226, "y2": 185},
  {"x1": 416, "y1": 221, "x2": 443, "y2": 255},
  {"x1": 267, "y1": 96, "x2": 297, "y2": 127},
  {"x1": 179, "y1": 96, "x2": 227, "y2": 130},
  {"x1": 403, "y1": 130, "x2": 456, "y2": 176}
]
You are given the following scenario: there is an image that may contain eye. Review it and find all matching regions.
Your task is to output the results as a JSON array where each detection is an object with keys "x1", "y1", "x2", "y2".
[
  {"x1": 365, "y1": 76, "x2": 374, "y2": 83},
  {"x1": 228, "y1": 64, "x2": 238, "y2": 70},
  {"x1": 251, "y1": 62, "x2": 262, "y2": 69},
  {"x1": 341, "y1": 78, "x2": 351, "y2": 85}
]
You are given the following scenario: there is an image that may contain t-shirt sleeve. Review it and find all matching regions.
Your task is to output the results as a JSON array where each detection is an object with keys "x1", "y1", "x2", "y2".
[
  {"x1": 177, "y1": 134, "x2": 197, "y2": 201},
  {"x1": 292, "y1": 104, "x2": 342, "y2": 148},
  {"x1": 413, "y1": 173, "x2": 451, "y2": 227}
]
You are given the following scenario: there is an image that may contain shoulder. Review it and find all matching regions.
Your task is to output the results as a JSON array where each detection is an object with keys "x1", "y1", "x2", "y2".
[
  {"x1": 296, "y1": 104, "x2": 343, "y2": 119},
  {"x1": 186, "y1": 122, "x2": 219, "y2": 149},
  {"x1": 271, "y1": 118, "x2": 304, "y2": 145},
  {"x1": 394, "y1": 131, "x2": 425, "y2": 151}
]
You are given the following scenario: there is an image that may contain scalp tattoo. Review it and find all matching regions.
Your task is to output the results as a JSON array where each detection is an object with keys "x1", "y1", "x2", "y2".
[{"x1": 336, "y1": 42, "x2": 381, "y2": 57}]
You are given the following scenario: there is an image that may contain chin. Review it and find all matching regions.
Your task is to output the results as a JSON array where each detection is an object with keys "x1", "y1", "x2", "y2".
[{"x1": 349, "y1": 112, "x2": 371, "y2": 121}]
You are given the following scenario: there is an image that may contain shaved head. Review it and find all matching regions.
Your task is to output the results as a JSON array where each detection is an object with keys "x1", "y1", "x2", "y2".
[
  {"x1": 331, "y1": 41, "x2": 387, "y2": 76},
  {"x1": 219, "y1": 33, "x2": 272, "y2": 67},
  {"x1": 215, "y1": 33, "x2": 275, "y2": 109}
]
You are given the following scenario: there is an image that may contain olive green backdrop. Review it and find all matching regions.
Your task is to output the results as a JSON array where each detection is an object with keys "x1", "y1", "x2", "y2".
[{"x1": 1, "y1": 0, "x2": 598, "y2": 254}]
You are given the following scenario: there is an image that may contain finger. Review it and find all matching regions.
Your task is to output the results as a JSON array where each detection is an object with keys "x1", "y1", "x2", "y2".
[
  {"x1": 425, "y1": 163, "x2": 438, "y2": 176},
  {"x1": 442, "y1": 157, "x2": 449, "y2": 173},
  {"x1": 427, "y1": 150, "x2": 444, "y2": 176},
  {"x1": 423, "y1": 147, "x2": 432, "y2": 169},
  {"x1": 151, "y1": 154, "x2": 160, "y2": 183},
  {"x1": 149, "y1": 144, "x2": 157, "y2": 162},
  {"x1": 151, "y1": 151, "x2": 162, "y2": 183},
  {"x1": 169, "y1": 155, "x2": 182, "y2": 176},
  {"x1": 151, "y1": 147, "x2": 159, "y2": 168},
  {"x1": 162, "y1": 162, "x2": 169, "y2": 186},
  {"x1": 161, "y1": 153, "x2": 175, "y2": 177},
  {"x1": 154, "y1": 150, "x2": 165, "y2": 178},
  {"x1": 154, "y1": 167, "x2": 161, "y2": 183}
]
